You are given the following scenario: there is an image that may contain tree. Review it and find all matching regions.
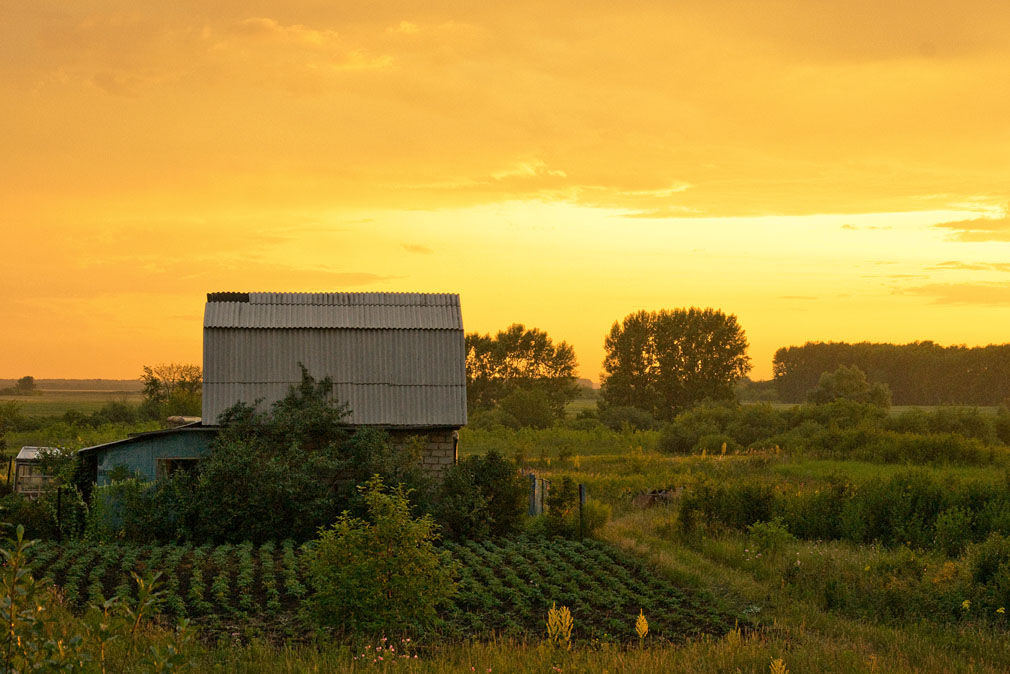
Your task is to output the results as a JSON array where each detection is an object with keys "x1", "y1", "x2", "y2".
[
  {"x1": 465, "y1": 324, "x2": 579, "y2": 419},
  {"x1": 600, "y1": 308, "x2": 751, "y2": 420},
  {"x1": 807, "y1": 364, "x2": 891, "y2": 408},
  {"x1": 434, "y1": 450, "x2": 527, "y2": 540},
  {"x1": 12, "y1": 376, "x2": 35, "y2": 396},
  {"x1": 140, "y1": 363, "x2": 202, "y2": 418}
]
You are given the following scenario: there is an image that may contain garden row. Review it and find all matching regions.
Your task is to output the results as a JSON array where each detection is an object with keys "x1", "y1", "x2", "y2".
[
  {"x1": 26, "y1": 537, "x2": 733, "y2": 643},
  {"x1": 442, "y1": 537, "x2": 734, "y2": 643}
]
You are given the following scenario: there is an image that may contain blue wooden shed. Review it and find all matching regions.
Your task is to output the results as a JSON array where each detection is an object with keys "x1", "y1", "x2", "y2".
[{"x1": 79, "y1": 424, "x2": 218, "y2": 486}]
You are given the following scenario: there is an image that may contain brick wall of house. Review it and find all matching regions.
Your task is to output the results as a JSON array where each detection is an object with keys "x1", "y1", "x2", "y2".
[{"x1": 388, "y1": 428, "x2": 459, "y2": 478}]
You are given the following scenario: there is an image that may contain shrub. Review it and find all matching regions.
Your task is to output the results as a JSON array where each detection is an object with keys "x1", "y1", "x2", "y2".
[
  {"x1": 996, "y1": 406, "x2": 1010, "y2": 445},
  {"x1": 747, "y1": 517, "x2": 797, "y2": 553},
  {"x1": 435, "y1": 450, "x2": 527, "y2": 540},
  {"x1": 925, "y1": 407, "x2": 997, "y2": 444},
  {"x1": 564, "y1": 416, "x2": 606, "y2": 431},
  {"x1": 468, "y1": 408, "x2": 521, "y2": 430},
  {"x1": 598, "y1": 406, "x2": 657, "y2": 431},
  {"x1": 542, "y1": 475, "x2": 579, "y2": 537},
  {"x1": 0, "y1": 493, "x2": 57, "y2": 540},
  {"x1": 191, "y1": 366, "x2": 354, "y2": 543},
  {"x1": 935, "y1": 506, "x2": 974, "y2": 557},
  {"x1": 775, "y1": 476, "x2": 850, "y2": 540},
  {"x1": 787, "y1": 400, "x2": 888, "y2": 430},
  {"x1": 658, "y1": 423, "x2": 697, "y2": 455},
  {"x1": 678, "y1": 480, "x2": 775, "y2": 533},
  {"x1": 304, "y1": 476, "x2": 458, "y2": 635},
  {"x1": 807, "y1": 365, "x2": 891, "y2": 408},
  {"x1": 967, "y1": 533, "x2": 1010, "y2": 611},
  {"x1": 838, "y1": 471, "x2": 945, "y2": 548},
  {"x1": 856, "y1": 432, "x2": 992, "y2": 466},
  {"x1": 726, "y1": 403, "x2": 786, "y2": 447},
  {"x1": 86, "y1": 472, "x2": 196, "y2": 543},
  {"x1": 498, "y1": 388, "x2": 557, "y2": 429}
]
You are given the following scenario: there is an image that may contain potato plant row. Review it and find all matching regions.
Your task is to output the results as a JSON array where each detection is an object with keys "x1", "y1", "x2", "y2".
[
  {"x1": 26, "y1": 537, "x2": 733, "y2": 643},
  {"x1": 26, "y1": 539, "x2": 307, "y2": 627},
  {"x1": 441, "y1": 537, "x2": 734, "y2": 644}
]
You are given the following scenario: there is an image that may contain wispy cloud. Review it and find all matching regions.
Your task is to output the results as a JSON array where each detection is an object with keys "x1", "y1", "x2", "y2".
[
  {"x1": 933, "y1": 206, "x2": 1010, "y2": 241},
  {"x1": 401, "y1": 243, "x2": 433, "y2": 254},
  {"x1": 902, "y1": 282, "x2": 1010, "y2": 305},
  {"x1": 841, "y1": 223, "x2": 891, "y2": 231},
  {"x1": 928, "y1": 260, "x2": 1010, "y2": 273}
]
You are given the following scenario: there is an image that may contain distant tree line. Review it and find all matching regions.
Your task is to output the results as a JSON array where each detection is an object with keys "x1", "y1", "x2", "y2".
[
  {"x1": 773, "y1": 341, "x2": 1010, "y2": 406},
  {"x1": 0, "y1": 376, "x2": 36, "y2": 396}
]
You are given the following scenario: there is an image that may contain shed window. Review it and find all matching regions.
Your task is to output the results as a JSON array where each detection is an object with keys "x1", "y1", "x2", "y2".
[{"x1": 155, "y1": 458, "x2": 200, "y2": 480}]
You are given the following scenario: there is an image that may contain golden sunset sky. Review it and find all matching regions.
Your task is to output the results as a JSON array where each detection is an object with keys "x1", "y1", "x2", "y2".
[{"x1": 3, "y1": 1, "x2": 1009, "y2": 382}]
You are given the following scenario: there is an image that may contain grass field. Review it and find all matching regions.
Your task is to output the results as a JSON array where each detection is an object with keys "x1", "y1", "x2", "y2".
[
  {"x1": 14, "y1": 402, "x2": 1010, "y2": 672},
  {"x1": 0, "y1": 390, "x2": 144, "y2": 417}
]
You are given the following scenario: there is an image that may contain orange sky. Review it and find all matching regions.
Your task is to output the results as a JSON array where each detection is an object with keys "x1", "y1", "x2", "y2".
[{"x1": 3, "y1": 1, "x2": 1010, "y2": 382}]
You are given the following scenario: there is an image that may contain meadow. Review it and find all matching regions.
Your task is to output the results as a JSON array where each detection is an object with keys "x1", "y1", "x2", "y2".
[
  {"x1": 0, "y1": 386, "x2": 143, "y2": 418},
  {"x1": 7, "y1": 396, "x2": 1010, "y2": 672}
]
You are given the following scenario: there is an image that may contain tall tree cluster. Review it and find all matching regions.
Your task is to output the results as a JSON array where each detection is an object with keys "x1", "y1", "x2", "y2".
[
  {"x1": 465, "y1": 324, "x2": 579, "y2": 418},
  {"x1": 773, "y1": 341, "x2": 1010, "y2": 405},
  {"x1": 600, "y1": 308, "x2": 751, "y2": 420}
]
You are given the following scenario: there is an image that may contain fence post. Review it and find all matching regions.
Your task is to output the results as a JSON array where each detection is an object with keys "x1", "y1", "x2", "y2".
[
  {"x1": 56, "y1": 487, "x2": 63, "y2": 543},
  {"x1": 529, "y1": 473, "x2": 538, "y2": 516},
  {"x1": 579, "y1": 484, "x2": 587, "y2": 540}
]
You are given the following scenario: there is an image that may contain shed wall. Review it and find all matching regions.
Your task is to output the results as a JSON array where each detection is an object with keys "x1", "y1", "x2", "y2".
[
  {"x1": 202, "y1": 328, "x2": 467, "y2": 426},
  {"x1": 95, "y1": 432, "x2": 216, "y2": 485}
]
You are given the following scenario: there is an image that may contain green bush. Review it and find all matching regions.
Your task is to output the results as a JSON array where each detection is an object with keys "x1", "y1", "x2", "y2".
[
  {"x1": 968, "y1": 533, "x2": 1010, "y2": 611},
  {"x1": 435, "y1": 450, "x2": 527, "y2": 540},
  {"x1": 786, "y1": 400, "x2": 888, "y2": 430},
  {"x1": 658, "y1": 423, "x2": 697, "y2": 455},
  {"x1": 747, "y1": 517, "x2": 796, "y2": 553},
  {"x1": 304, "y1": 476, "x2": 458, "y2": 635},
  {"x1": 86, "y1": 472, "x2": 196, "y2": 543},
  {"x1": 678, "y1": 480, "x2": 775, "y2": 534},
  {"x1": 775, "y1": 476, "x2": 850, "y2": 540},
  {"x1": 468, "y1": 408, "x2": 521, "y2": 430},
  {"x1": 856, "y1": 432, "x2": 992, "y2": 466},
  {"x1": 726, "y1": 403, "x2": 786, "y2": 447},
  {"x1": 497, "y1": 388, "x2": 557, "y2": 429},
  {"x1": 0, "y1": 493, "x2": 57, "y2": 540},
  {"x1": 935, "y1": 506, "x2": 974, "y2": 557},
  {"x1": 806, "y1": 365, "x2": 891, "y2": 408},
  {"x1": 996, "y1": 406, "x2": 1010, "y2": 445},
  {"x1": 598, "y1": 406, "x2": 657, "y2": 431}
]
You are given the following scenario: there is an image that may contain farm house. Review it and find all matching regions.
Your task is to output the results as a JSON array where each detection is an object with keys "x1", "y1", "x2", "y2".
[{"x1": 80, "y1": 291, "x2": 467, "y2": 484}]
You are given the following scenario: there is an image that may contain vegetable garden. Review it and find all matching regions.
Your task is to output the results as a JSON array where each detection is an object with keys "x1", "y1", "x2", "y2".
[{"x1": 27, "y1": 536, "x2": 732, "y2": 644}]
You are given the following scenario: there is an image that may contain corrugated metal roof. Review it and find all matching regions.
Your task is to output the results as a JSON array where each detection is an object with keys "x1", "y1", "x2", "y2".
[
  {"x1": 16, "y1": 446, "x2": 55, "y2": 461},
  {"x1": 78, "y1": 425, "x2": 218, "y2": 456},
  {"x1": 204, "y1": 292, "x2": 462, "y2": 330},
  {"x1": 202, "y1": 291, "x2": 467, "y2": 427}
]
